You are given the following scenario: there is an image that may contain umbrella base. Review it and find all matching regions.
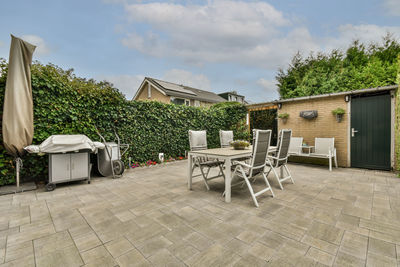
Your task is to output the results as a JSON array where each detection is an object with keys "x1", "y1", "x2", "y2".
[{"x1": 0, "y1": 182, "x2": 37, "y2": 195}]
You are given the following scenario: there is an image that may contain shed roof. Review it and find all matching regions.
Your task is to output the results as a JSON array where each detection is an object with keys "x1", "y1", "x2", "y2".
[{"x1": 246, "y1": 85, "x2": 398, "y2": 109}]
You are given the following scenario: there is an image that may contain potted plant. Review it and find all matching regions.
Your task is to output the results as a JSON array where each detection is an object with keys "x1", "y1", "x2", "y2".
[
  {"x1": 332, "y1": 108, "x2": 345, "y2": 122},
  {"x1": 230, "y1": 140, "x2": 250, "y2": 150},
  {"x1": 278, "y1": 113, "x2": 289, "y2": 124}
]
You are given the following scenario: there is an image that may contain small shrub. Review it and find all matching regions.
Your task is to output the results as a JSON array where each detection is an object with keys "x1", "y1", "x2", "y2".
[
  {"x1": 332, "y1": 108, "x2": 345, "y2": 115},
  {"x1": 278, "y1": 113, "x2": 289, "y2": 119}
]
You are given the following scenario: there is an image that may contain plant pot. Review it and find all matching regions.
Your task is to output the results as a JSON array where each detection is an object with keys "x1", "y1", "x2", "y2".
[
  {"x1": 281, "y1": 118, "x2": 288, "y2": 124},
  {"x1": 335, "y1": 114, "x2": 343, "y2": 123},
  {"x1": 233, "y1": 145, "x2": 247, "y2": 150}
]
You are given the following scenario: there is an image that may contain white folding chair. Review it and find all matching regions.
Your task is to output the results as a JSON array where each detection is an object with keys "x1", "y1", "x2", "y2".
[
  {"x1": 265, "y1": 129, "x2": 294, "y2": 190},
  {"x1": 228, "y1": 129, "x2": 275, "y2": 207},
  {"x1": 188, "y1": 130, "x2": 225, "y2": 190},
  {"x1": 219, "y1": 130, "x2": 233, "y2": 148},
  {"x1": 311, "y1": 138, "x2": 338, "y2": 171},
  {"x1": 288, "y1": 137, "x2": 303, "y2": 155}
]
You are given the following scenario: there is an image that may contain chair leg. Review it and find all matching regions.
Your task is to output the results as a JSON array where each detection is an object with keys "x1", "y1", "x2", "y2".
[
  {"x1": 199, "y1": 166, "x2": 210, "y2": 190},
  {"x1": 329, "y1": 157, "x2": 332, "y2": 172},
  {"x1": 271, "y1": 166, "x2": 283, "y2": 190},
  {"x1": 334, "y1": 156, "x2": 338, "y2": 168},
  {"x1": 262, "y1": 173, "x2": 274, "y2": 198},
  {"x1": 242, "y1": 172, "x2": 259, "y2": 207},
  {"x1": 205, "y1": 166, "x2": 211, "y2": 178},
  {"x1": 284, "y1": 164, "x2": 294, "y2": 184},
  {"x1": 264, "y1": 166, "x2": 272, "y2": 178},
  {"x1": 218, "y1": 164, "x2": 225, "y2": 179}
]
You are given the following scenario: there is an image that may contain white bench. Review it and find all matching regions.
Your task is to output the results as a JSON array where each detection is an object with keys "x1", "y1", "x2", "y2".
[{"x1": 288, "y1": 137, "x2": 338, "y2": 171}]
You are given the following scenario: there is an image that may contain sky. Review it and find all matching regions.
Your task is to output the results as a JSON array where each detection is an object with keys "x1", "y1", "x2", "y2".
[{"x1": 0, "y1": 0, "x2": 399, "y2": 103}]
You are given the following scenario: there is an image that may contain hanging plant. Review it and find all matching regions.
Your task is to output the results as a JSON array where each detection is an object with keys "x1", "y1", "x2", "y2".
[
  {"x1": 332, "y1": 108, "x2": 345, "y2": 122},
  {"x1": 278, "y1": 113, "x2": 289, "y2": 123}
]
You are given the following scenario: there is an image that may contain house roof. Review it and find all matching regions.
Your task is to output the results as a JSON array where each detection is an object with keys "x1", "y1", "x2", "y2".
[
  {"x1": 218, "y1": 91, "x2": 245, "y2": 98},
  {"x1": 134, "y1": 77, "x2": 226, "y2": 103},
  {"x1": 246, "y1": 85, "x2": 398, "y2": 109}
]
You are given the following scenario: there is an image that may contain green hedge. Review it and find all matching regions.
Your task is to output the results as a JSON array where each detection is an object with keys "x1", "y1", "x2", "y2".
[{"x1": 0, "y1": 60, "x2": 248, "y2": 185}]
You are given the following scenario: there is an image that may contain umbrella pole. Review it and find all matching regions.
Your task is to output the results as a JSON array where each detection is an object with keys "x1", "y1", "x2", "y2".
[{"x1": 16, "y1": 157, "x2": 21, "y2": 189}]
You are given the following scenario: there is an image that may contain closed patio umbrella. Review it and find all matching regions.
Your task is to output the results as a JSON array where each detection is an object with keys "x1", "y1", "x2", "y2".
[{"x1": 2, "y1": 35, "x2": 36, "y2": 188}]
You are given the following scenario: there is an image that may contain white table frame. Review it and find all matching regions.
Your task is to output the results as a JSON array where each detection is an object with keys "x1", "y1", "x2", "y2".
[
  {"x1": 187, "y1": 146, "x2": 276, "y2": 203},
  {"x1": 301, "y1": 145, "x2": 314, "y2": 156}
]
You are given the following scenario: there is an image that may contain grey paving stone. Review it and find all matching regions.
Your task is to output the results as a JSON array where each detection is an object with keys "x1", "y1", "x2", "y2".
[
  {"x1": 0, "y1": 162, "x2": 398, "y2": 266},
  {"x1": 5, "y1": 241, "x2": 33, "y2": 263},
  {"x1": 104, "y1": 237, "x2": 134, "y2": 259},
  {"x1": 366, "y1": 252, "x2": 397, "y2": 267},
  {"x1": 73, "y1": 231, "x2": 102, "y2": 252},
  {"x1": 339, "y1": 231, "x2": 368, "y2": 260},
  {"x1": 35, "y1": 245, "x2": 83, "y2": 267},
  {"x1": 116, "y1": 248, "x2": 150, "y2": 267},
  {"x1": 368, "y1": 237, "x2": 396, "y2": 259}
]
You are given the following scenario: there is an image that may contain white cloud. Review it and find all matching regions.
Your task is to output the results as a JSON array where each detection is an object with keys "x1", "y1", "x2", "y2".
[
  {"x1": 257, "y1": 78, "x2": 277, "y2": 92},
  {"x1": 98, "y1": 74, "x2": 144, "y2": 99},
  {"x1": 324, "y1": 24, "x2": 400, "y2": 52},
  {"x1": 20, "y1": 35, "x2": 51, "y2": 56},
  {"x1": 119, "y1": 0, "x2": 400, "y2": 70},
  {"x1": 383, "y1": 0, "x2": 400, "y2": 16},
  {"x1": 162, "y1": 69, "x2": 211, "y2": 90},
  {"x1": 121, "y1": 0, "x2": 296, "y2": 68}
]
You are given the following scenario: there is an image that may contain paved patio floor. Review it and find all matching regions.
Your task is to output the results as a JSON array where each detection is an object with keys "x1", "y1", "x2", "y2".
[{"x1": 0, "y1": 161, "x2": 399, "y2": 266}]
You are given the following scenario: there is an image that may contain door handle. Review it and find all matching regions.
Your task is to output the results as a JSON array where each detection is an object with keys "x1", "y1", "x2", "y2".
[{"x1": 351, "y1": 128, "x2": 358, "y2": 137}]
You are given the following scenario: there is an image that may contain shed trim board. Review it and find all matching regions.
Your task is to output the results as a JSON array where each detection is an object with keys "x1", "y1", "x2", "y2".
[{"x1": 391, "y1": 90, "x2": 395, "y2": 169}]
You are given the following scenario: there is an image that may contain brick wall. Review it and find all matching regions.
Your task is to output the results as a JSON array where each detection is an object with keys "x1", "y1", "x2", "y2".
[{"x1": 278, "y1": 95, "x2": 349, "y2": 167}]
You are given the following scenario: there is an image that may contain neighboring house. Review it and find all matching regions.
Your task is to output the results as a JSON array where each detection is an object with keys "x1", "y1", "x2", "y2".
[
  {"x1": 218, "y1": 91, "x2": 246, "y2": 104},
  {"x1": 133, "y1": 77, "x2": 226, "y2": 107}
]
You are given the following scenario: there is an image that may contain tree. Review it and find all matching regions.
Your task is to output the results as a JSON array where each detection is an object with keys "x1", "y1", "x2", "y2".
[{"x1": 277, "y1": 35, "x2": 400, "y2": 99}]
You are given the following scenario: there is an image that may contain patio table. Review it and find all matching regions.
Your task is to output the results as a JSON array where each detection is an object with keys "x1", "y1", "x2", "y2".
[{"x1": 187, "y1": 146, "x2": 276, "y2": 203}]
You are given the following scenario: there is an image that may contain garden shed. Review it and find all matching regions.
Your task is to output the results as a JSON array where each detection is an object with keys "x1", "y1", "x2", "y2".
[{"x1": 247, "y1": 85, "x2": 398, "y2": 171}]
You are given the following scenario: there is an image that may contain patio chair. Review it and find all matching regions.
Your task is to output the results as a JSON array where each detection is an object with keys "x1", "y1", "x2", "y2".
[
  {"x1": 288, "y1": 137, "x2": 303, "y2": 155},
  {"x1": 265, "y1": 129, "x2": 294, "y2": 190},
  {"x1": 188, "y1": 130, "x2": 225, "y2": 190},
  {"x1": 310, "y1": 138, "x2": 338, "y2": 171},
  {"x1": 219, "y1": 130, "x2": 233, "y2": 148},
  {"x1": 222, "y1": 130, "x2": 251, "y2": 162},
  {"x1": 228, "y1": 129, "x2": 275, "y2": 207}
]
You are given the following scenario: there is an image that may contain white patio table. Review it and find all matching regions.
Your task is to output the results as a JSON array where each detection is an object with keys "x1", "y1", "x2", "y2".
[{"x1": 187, "y1": 146, "x2": 277, "y2": 203}]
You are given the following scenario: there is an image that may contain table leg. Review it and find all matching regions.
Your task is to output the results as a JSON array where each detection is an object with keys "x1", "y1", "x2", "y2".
[
  {"x1": 188, "y1": 154, "x2": 193, "y2": 190},
  {"x1": 224, "y1": 158, "x2": 231, "y2": 203}
]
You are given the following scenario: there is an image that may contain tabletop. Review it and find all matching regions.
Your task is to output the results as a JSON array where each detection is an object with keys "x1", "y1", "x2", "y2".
[{"x1": 188, "y1": 146, "x2": 277, "y2": 157}]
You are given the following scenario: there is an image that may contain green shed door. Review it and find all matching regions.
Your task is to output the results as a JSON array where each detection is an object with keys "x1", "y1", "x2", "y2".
[{"x1": 351, "y1": 93, "x2": 391, "y2": 170}]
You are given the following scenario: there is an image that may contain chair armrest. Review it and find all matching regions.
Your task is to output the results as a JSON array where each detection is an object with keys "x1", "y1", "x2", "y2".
[{"x1": 232, "y1": 161, "x2": 251, "y2": 168}]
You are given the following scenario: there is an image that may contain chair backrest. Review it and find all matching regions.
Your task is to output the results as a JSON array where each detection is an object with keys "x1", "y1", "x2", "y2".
[
  {"x1": 289, "y1": 137, "x2": 303, "y2": 155},
  {"x1": 250, "y1": 130, "x2": 272, "y2": 174},
  {"x1": 314, "y1": 138, "x2": 334, "y2": 155},
  {"x1": 276, "y1": 129, "x2": 292, "y2": 165},
  {"x1": 219, "y1": 130, "x2": 233, "y2": 148},
  {"x1": 188, "y1": 130, "x2": 207, "y2": 151}
]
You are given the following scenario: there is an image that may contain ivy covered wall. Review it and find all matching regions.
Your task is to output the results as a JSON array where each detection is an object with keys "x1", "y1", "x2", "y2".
[{"x1": 0, "y1": 60, "x2": 248, "y2": 185}]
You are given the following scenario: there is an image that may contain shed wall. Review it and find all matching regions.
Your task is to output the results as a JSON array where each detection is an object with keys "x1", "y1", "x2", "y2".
[{"x1": 278, "y1": 95, "x2": 349, "y2": 167}]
